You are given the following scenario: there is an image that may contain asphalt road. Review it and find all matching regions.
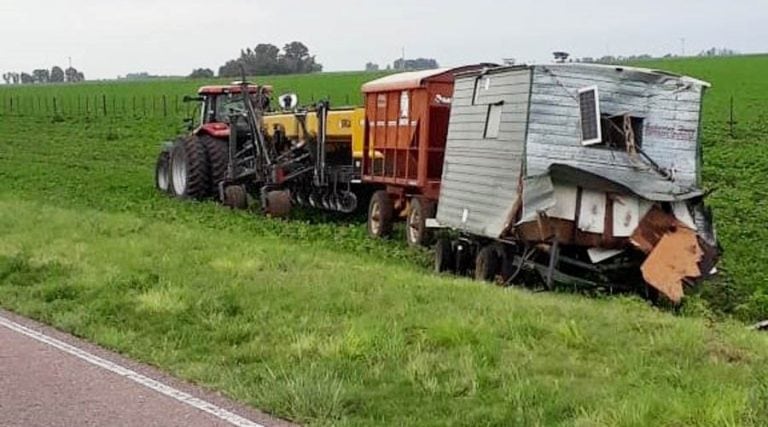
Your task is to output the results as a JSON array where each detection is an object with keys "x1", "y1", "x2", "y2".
[{"x1": 0, "y1": 310, "x2": 293, "y2": 427}]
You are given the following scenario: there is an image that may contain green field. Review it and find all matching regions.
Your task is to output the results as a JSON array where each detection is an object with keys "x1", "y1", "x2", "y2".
[{"x1": 2, "y1": 56, "x2": 768, "y2": 425}]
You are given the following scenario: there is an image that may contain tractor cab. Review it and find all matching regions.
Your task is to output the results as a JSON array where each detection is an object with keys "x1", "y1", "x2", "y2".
[{"x1": 187, "y1": 84, "x2": 271, "y2": 138}]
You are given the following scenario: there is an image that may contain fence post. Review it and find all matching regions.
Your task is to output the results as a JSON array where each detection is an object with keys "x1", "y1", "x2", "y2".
[
  {"x1": 163, "y1": 95, "x2": 167, "y2": 117},
  {"x1": 132, "y1": 96, "x2": 136, "y2": 116},
  {"x1": 112, "y1": 96, "x2": 116, "y2": 116},
  {"x1": 142, "y1": 97, "x2": 146, "y2": 116},
  {"x1": 102, "y1": 94, "x2": 107, "y2": 116},
  {"x1": 152, "y1": 96, "x2": 156, "y2": 115},
  {"x1": 53, "y1": 97, "x2": 58, "y2": 116},
  {"x1": 85, "y1": 96, "x2": 89, "y2": 115}
]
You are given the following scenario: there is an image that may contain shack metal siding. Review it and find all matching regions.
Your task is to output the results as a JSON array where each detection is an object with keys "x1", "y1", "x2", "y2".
[
  {"x1": 436, "y1": 68, "x2": 532, "y2": 237},
  {"x1": 525, "y1": 65, "x2": 705, "y2": 196}
]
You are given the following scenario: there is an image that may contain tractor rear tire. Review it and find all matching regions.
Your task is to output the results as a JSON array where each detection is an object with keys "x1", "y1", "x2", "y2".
[
  {"x1": 155, "y1": 150, "x2": 171, "y2": 193},
  {"x1": 170, "y1": 137, "x2": 210, "y2": 200},
  {"x1": 475, "y1": 245, "x2": 500, "y2": 283},
  {"x1": 406, "y1": 197, "x2": 435, "y2": 247},
  {"x1": 368, "y1": 191, "x2": 394, "y2": 239},
  {"x1": 434, "y1": 238, "x2": 455, "y2": 274},
  {"x1": 198, "y1": 136, "x2": 228, "y2": 198}
]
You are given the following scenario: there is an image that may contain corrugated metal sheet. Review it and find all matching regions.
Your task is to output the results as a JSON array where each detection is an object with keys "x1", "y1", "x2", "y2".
[
  {"x1": 525, "y1": 64, "x2": 706, "y2": 198},
  {"x1": 436, "y1": 68, "x2": 532, "y2": 237}
]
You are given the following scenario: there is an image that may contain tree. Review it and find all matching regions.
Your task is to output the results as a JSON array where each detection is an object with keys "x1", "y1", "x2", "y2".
[
  {"x1": 33, "y1": 69, "x2": 50, "y2": 83},
  {"x1": 20, "y1": 72, "x2": 34, "y2": 84},
  {"x1": 2, "y1": 73, "x2": 11, "y2": 84},
  {"x1": 65, "y1": 67, "x2": 85, "y2": 82},
  {"x1": 189, "y1": 68, "x2": 215, "y2": 79},
  {"x1": 365, "y1": 62, "x2": 380, "y2": 72},
  {"x1": 393, "y1": 58, "x2": 439, "y2": 71},
  {"x1": 553, "y1": 51, "x2": 570, "y2": 63},
  {"x1": 50, "y1": 66, "x2": 65, "y2": 83},
  {"x1": 218, "y1": 42, "x2": 322, "y2": 78}
]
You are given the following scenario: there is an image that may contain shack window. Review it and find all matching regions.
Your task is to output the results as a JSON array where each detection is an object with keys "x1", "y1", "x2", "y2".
[
  {"x1": 601, "y1": 114, "x2": 644, "y2": 150},
  {"x1": 473, "y1": 76, "x2": 491, "y2": 105},
  {"x1": 579, "y1": 86, "x2": 602, "y2": 145},
  {"x1": 400, "y1": 91, "x2": 410, "y2": 120},
  {"x1": 484, "y1": 102, "x2": 503, "y2": 139}
]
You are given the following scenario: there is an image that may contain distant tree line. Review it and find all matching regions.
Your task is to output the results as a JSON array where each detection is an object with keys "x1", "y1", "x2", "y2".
[
  {"x1": 217, "y1": 42, "x2": 322, "y2": 78},
  {"x1": 571, "y1": 47, "x2": 741, "y2": 65},
  {"x1": 364, "y1": 57, "x2": 440, "y2": 72},
  {"x1": 2, "y1": 66, "x2": 85, "y2": 85}
]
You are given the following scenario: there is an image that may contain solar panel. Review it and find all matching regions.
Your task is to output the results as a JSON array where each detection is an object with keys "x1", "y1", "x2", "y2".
[{"x1": 579, "y1": 87, "x2": 602, "y2": 145}]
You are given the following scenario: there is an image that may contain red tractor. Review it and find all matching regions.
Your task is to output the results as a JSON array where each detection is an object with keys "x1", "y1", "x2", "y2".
[
  {"x1": 155, "y1": 82, "x2": 355, "y2": 216},
  {"x1": 155, "y1": 84, "x2": 268, "y2": 208}
]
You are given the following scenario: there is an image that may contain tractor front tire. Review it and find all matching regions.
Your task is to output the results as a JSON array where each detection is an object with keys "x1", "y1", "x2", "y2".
[
  {"x1": 169, "y1": 137, "x2": 210, "y2": 200},
  {"x1": 368, "y1": 191, "x2": 394, "y2": 239},
  {"x1": 155, "y1": 150, "x2": 171, "y2": 193}
]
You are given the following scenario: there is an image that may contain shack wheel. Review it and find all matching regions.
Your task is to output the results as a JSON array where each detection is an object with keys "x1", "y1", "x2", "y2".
[
  {"x1": 434, "y1": 238, "x2": 455, "y2": 273},
  {"x1": 223, "y1": 185, "x2": 248, "y2": 210},
  {"x1": 154, "y1": 150, "x2": 171, "y2": 193},
  {"x1": 407, "y1": 198, "x2": 435, "y2": 247},
  {"x1": 368, "y1": 191, "x2": 394, "y2": 239},
  {"x1": 475, "y1": 245, "x2": 500, "y2": 283},
  {"x1": 170, "y1": 137, "x2": 210, "y2": 200}
]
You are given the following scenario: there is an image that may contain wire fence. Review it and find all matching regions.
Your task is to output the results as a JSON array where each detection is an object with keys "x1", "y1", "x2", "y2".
[{"x1": 0, "y1": 92, "x2": 361, "y2": 121}]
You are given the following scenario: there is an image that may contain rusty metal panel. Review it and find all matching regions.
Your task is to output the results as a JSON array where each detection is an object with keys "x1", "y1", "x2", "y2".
[{"x1": 436, "y1": 67, "x2": 532, "y2": 237}]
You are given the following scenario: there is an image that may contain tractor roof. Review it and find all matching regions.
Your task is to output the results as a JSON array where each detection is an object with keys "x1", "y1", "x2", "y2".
[{"x1": 197, "y1": 84, "x2": 271, "y2": 95}]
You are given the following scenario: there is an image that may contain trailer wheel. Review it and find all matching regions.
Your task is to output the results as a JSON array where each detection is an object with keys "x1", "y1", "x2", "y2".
[
  {"x1": 406, "y1": 198, "x2": 435, "y2": 247},
  {"x1": 454, "y1": 240, "x2": 474, "y2": 276},
  {"x1": 368, "y1": 191, "x2": 394, "y2": 239},
  {"x1": 434, "y1": 238, "x2": 455, "y2": 273},
  {"x1": 154, "y1": 150, "x2": 171, "y2": 193},
  {"x1": 223, "y1": 185, "x2": 248, "y2": 210},
  {"x1": 170, "y1": 137, "x2": 210, "y2": 200},
  {"x1": 475, "y1": 245, "x2": 500, "y2": 283},
  {"x1": 198, "y1": 135, "x2": 228, "y2": 197}
]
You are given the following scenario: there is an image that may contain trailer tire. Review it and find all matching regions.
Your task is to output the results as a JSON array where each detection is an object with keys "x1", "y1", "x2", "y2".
[
  {"x1": 434, "y1": 238, "x2": 455, "y2": 273},
  {"x1": 406, "y1": 198, "x2": 435, "y2": 247},
  {"x1": 198, "y1": 135, "x2": 228, "y2": 198},
  {"x1": 475, "y1": 245, "x2": 500, "y2": 283},
  {"x1": 155, "y1": 150, "x2": 171, "y2": 193},
  {"x1": 368, "y1": 191, "x2": 394, "y2": 239},
  {"x1": 170, "y1": 137, "x2": 210, "y2": 200}
]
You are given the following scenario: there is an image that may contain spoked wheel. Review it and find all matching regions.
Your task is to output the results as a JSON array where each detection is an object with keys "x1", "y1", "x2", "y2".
[
  {"x1": 406, "y1": 198, "x2": 435, "y2": 247},
  {"x1": 155, "y1": 150, "x2": 171, "y2": 193},
  {"x1": 223, "y1": 185, "x2": 248, "y2": 210},
  {"x1": 169, "y1": 137, "x2": 210, "y2": 200},
  {"x1": 367, "y1": 191, "x2": 394, "y2": 239}
]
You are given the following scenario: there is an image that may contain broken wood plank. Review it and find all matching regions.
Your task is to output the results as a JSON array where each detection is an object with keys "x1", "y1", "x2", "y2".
[{"x1": 641, "y1": 227, "x2": 703, "y2": 303}]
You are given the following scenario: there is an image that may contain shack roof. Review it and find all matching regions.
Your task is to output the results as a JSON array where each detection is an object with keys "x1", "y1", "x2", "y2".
[{"x1": 455, "y1": 63, "x2": 711, "y2": 88}]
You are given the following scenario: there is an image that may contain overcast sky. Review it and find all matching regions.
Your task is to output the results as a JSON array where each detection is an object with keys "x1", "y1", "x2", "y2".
[{"x1": 0, "y1": 0, "x2": 765, "y2": 80}]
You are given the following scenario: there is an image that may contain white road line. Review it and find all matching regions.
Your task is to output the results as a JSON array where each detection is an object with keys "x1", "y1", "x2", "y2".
[{"x1": 0, "y1": 315, "x2": 264, "y2": 427}]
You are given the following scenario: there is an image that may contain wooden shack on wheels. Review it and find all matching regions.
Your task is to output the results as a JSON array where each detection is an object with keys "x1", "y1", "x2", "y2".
[{"x1": 431, "y1": 63, "x2": 719, "y2": 303}]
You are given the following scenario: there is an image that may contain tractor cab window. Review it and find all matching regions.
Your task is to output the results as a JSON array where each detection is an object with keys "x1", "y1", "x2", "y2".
[{"x1": 213, "y1": 95, "x2": 245, "y2": 122}]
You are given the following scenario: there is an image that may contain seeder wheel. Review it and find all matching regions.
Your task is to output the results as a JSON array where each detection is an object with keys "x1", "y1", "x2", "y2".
[{"x1": 263, "y1": 190, "x2": 292, "y2": 218}]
